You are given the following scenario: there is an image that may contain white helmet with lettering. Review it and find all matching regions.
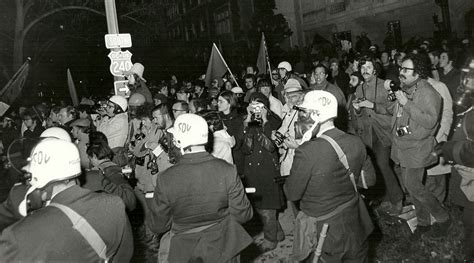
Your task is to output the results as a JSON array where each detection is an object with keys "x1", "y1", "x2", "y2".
[
  {"x1": 299, "y1": 90, "x2": 338, "y2": 123},
  {"x1": 167, "y1": 113, "x2": 208, "y2": 149},
  {"x1": 40, "y1": 127, "x2": 71, "y2": 142},
  {"x1": 19, "y1": 138, "x2": 81, "y2": 216}
]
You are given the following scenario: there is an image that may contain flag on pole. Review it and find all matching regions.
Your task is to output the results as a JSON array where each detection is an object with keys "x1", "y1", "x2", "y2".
[
  {"x1": 256, "y1": 33, "x2": 271, "y2": 77},
  {"x1": 0, "y1": 59, "x2": 30, "y2": 116},
  {"x1": 67, "y1": 68, "x2": 79, "y2": 106},
  {"x1": 205, "y1": 43, "x2": 228, "y2": 88}
]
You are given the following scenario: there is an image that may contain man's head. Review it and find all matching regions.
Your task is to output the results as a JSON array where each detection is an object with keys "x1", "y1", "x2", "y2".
[
  {"x1": 58, "y1": 106, "x2": 77, "y2": 125},
  {"x1": 22, "y1": 109, "x2": 41, "y2": 129},
  {"x1": 284, "y1": 79, "x2": 303, "y2": 106},
  {"x1": 271, "y1": 69, "x2": 280, "y2": 81},
  {"x1": 312, "y1": 64, "x2": 329, "y2": 85},
  {"x1": 439, "y1": 50, "x2": 456, "y2": 69},
  {"x1": 428, "y1": 50, "x2": 441, "y2": 67},
  {"x1": 87, "y1": 137, "x2": 114, "y2": 166},
  {"x1": 244, "y1": 74, "x2": 256, "y2": 90},
  {"x1": 359, "y1": 55, "x2": 378, "y2": 81},
  {"x1": 295, "y1": 91, "x2": 337, "y2": 142},
  {"x1": 278, "y1": 61, "x2": 292, "y2": 79},
  {"x1": 172, "y1": 101, "x2": 189, "y2": 119},
  {"x1": 350, "y1": 71, "x2": 364, "y2": 89},
  {"x1": 257, "y1": 79, "x2": 272, "y2": 98},
  {"x1": 20, "y1": 138, "x2": 81, "y2": 215},
  {"x1": 167, "y1": 113, "x2": 208, "y2": 153},
  {"x1": 193, "y1": 80, "x2": 205, "y2": 95},
  {"x1": 380, "y1": 51, "x2": 390, "y2": 65},
  {"x1": 176, "y1": 86, "x2": 190, "y2": 102},
  {"x1": 399, "y1": 53, "x2": 431, "y2": 86},
  {"x1": 246, "y1": 65, "x2": 257, "y2": 75},
  {"x1": 152, "y1": 103, "x2": 173, "y2": 129},
  {"x1": 70, "y1": 118, "x2": 91, "y2": 140},
  {"x1": 329, "y1": 58, "x2": 339, "y2": 73},
  {"x1": 106, "y1": 95, "x2": 127, "y2": 118}
]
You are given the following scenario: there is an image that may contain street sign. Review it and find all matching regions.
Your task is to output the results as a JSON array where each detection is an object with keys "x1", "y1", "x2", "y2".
[
  {"x1": 114, "y1": 80, "x2": 131, "y2": 98},
  {"x1": 104, "y1": 33, "x2": 132, "y2": 49},
  {"x1": 108, "y1": 50, "x2": 133, "y2": 77}
]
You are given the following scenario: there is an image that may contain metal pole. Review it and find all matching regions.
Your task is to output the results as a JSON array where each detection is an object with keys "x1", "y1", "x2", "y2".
[{"x1": 104, "y1": 0, "x2": 123, "y2": 81}]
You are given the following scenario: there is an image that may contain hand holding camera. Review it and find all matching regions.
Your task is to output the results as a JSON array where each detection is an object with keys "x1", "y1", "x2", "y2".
[{"x1": 394, "y1": 90, "x2": 408, "y2": 105}]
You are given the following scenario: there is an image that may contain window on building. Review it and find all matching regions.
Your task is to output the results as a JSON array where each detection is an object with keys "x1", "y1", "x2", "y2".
[{"x1": 215, "y1": 7, "x2": 231, "y2": 35}]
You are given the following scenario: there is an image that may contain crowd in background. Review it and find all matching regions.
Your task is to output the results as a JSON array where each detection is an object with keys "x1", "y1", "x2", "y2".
[{"x1": 0, "y1": 33, "x2": 473, "y2": 261}]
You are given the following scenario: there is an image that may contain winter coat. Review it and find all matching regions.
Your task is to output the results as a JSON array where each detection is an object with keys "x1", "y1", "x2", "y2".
[
  {"x1": 241, "y1": 114, "x2": 285, "y2": 209},
  {"x1": 391, "y1": 78, "x2": 442, "y2": 168}
]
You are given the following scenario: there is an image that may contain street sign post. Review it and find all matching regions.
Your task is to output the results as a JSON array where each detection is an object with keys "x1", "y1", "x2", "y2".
[
  {"x1": 104, "y1": 33, "x2": 132, "y2": 49},
  {"x1": 114, "y1": 80, "x2": 130, "y2": 97},
  {"x1": 108, "y1": 50, "x2": 133, "y2": 77}
]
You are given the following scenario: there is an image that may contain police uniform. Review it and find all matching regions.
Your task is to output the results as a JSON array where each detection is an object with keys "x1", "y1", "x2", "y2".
[
  {"x1": 145, "y1": 152, "x2": 253, "y2": 262},
  {"x1": 0, "y1": 185, "x2": 133, "y2": 262},
  {"x1": 285, "y1": 128, "x2": 374, "y2": 262},
  {"x1": 443, "y1": 107, "x2": 474, "y2": 260}
]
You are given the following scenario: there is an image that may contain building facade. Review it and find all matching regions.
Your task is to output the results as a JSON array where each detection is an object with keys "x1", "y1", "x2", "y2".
[{"x1": 276, "y1": 0, "x2": 473, "y2": 49}]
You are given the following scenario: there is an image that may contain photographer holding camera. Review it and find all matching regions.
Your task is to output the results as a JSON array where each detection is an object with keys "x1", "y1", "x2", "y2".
[
  {"x1": 352, "y1": 55, "x2": 403, "y2": 215},
  {"x1": 391, "y1": 53, "x2": 449, "y2": 237},
  {"x1": 241, "y1": 92, "x2": 285, "y2": 251}
]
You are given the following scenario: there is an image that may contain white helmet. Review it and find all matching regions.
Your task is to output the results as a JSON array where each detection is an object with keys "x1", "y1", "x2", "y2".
[
  {"x1": 109, "y1": 95, "x2": 128, "y2": 112},
  {"x1": 19, "y1": 138, "x2": 81, "y2": 216},
  {"x1": 167, "y1": 113, "x2": 208, "y2": 149},
  {"x1": 299, "y1": 90, "x2": 338, "y2": 123},
  {"x1": 278, "y1": 61, "x2": 292, "y2": 72},
  {"x1": 40, "y1": 127, "x2": 71, "y2": 142}
]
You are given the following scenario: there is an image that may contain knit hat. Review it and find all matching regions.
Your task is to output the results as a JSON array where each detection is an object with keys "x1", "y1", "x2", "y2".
[{"x1": 284, "y1": 79, "x2": 302, "y2": 93}]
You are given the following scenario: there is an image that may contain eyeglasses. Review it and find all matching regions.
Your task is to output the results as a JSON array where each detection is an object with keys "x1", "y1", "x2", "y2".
[
  {"x1": 398, "y1": 66, "x2": 415, "y2": 73},
  {"x1": 106, "y1": 104, "x2": 115, "y2": 108}
]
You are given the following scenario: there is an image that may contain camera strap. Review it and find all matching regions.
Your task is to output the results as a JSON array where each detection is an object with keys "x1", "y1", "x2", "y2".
[{"x1": 49, "y1": 203, "x2": 109, "y2": 262}]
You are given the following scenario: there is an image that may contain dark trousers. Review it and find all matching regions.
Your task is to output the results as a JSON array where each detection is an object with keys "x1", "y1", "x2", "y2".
[
  {"x1": 371, "y1": 136, "x2": 403, "y2": 204},
  {"x1": 399, "y1": 167, "x2": 449, "y2": 226},
  {"x1": 462, "y1": 208, "x2": 474, "y2": 260},
  {"x1": 255, "y1": 208, "x2": 284, "y2": 242}
]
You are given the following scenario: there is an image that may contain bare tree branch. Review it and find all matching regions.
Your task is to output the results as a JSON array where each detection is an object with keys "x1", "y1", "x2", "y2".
[
  {"x1": 121, "y1": 14, "x2": 146, "y2": 26},
  {"x1": 0, "y1": 32, "x2": 14, "y2": 42},
  {"x1": 22, "y1": 6, "x2": 105, "y2": 39},
  {"x1": 120, "y1": 8, "x2": 148, "y2": 17},
  {"x1": 24, "y1": 0, "x2": 35, "y2": 17}
]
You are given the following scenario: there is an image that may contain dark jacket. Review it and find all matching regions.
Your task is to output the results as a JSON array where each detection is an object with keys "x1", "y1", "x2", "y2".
[
  {"x1": 353, "y1": 76, "x2": 395, "y2": 148},
  {"x1": 220, "y1": 110, "x2": 245, "y2": 174},
  {"x1": 146, "y1": 152, "x2": 253, "y2": 262},
  {"x1": 0, "y1": 185, "x2": 133, "y2": 262},
  {"x1": 391, "y1": 78, "x2": 442, "y2": 168},
  {"x1": 82, "y1": 160, "x2": 137, "y2": 211},
  {"x1": 285, "y1": 128, "x2": 373, "y2": 217},
  {"x1": 285, "y1": 128, "x2": 374, "y2": 260},
  {"x1": 241, "y1": 114, "x2": 285, "y2": 209},
  {"x1": 309, "y1": 80, "x2": 347, "y2": 106},
  {"x1": 445, "y1": 108, "x2": 474, "y2": 209}
]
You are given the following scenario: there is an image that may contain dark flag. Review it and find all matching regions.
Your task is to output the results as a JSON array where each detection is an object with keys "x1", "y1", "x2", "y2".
[{"x1": 0, "y1": 59, "x2": 30, "y2": 116}]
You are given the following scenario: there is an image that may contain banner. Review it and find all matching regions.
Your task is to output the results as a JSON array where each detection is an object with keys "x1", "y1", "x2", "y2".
[
  {"x1": 67, "y1": 68, "x2": 79, "y2": 106},
  {"x1": 256, "y1": 33, "x2": 271, "y2": 77},
  {"x1": 204, "y1": 43, "x2": 228, "y2": 88},
  {"x1": 0, "y1": 59, "x2": 30, "y2": 116}
]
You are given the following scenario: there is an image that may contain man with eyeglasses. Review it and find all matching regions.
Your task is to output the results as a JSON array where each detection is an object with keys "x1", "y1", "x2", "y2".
[
  {"x1": 172, "y1": 101, "x2": 189, "y2": 119},
  {"x1": 352, "y1": 55, "x2": 403, "y2": 216},
  {"x1": 391, "y1": 53, "x2": 449, "y2": 238}
]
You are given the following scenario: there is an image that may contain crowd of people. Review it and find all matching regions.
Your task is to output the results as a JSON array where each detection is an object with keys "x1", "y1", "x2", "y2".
[{"x1": 0, "y1": 35, "x2": 473, "y2": 262}]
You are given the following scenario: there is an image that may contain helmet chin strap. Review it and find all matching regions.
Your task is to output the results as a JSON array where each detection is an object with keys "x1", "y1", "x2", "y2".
[{"x1": 300, "y1": 113, "x2": 321, "y2": 144}]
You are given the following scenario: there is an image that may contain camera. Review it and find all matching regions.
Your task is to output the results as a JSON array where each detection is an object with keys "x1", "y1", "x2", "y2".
[
  {"x1": 353, "y1": 97, "x2": 366, "y2": 103},
  {"x1": 384, "y1": 80, "x2": 401, "y2": 101},
  {"x1": 273, "y1": 131, "x2": 287, "y2": 147},
  {"x1": 396, "y1": 126, "x2": 411, "y2": 137},
  {"x1": 251, "y1": 104, "x2": 263, "y2": 114}
]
